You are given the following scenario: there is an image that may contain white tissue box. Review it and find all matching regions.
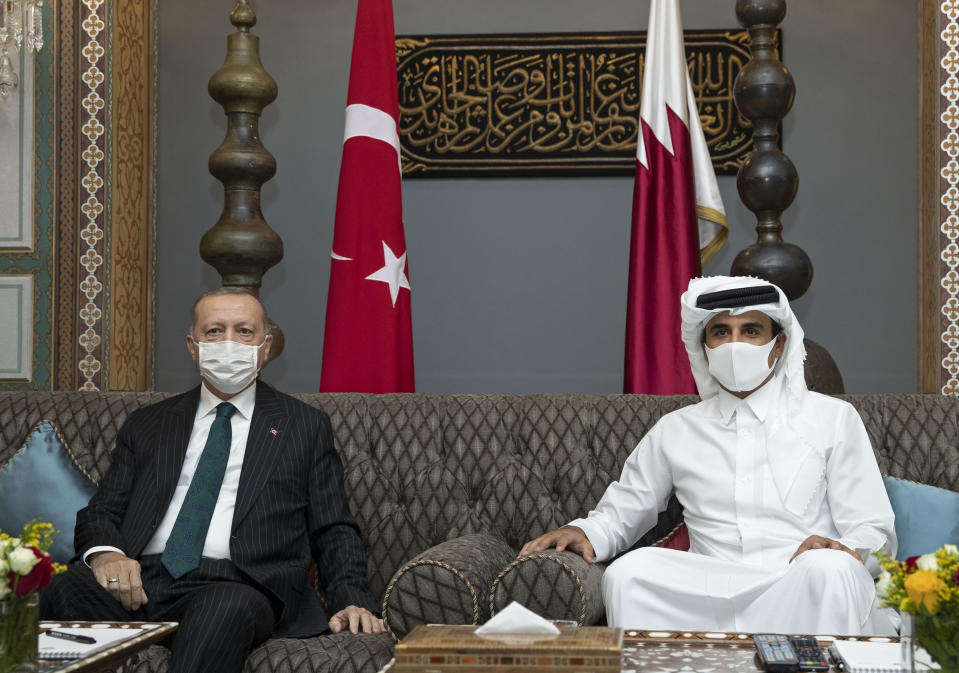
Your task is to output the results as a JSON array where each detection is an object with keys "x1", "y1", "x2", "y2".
[{"x1": 393, "y1": 624, "x2": 623, "y2": 673}]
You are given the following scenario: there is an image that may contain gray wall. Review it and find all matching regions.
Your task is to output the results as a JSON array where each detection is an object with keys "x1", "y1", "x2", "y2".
[{"x1": 156, "y1": 1, "x2": 918, "y2": 394}]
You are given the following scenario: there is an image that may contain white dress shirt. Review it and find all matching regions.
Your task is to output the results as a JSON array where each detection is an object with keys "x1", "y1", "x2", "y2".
[
  {"x1": 571, "y1": 372, "x2": 896, "y2": 569},
  {"x1": 84, "y1": 382, "x2": 257, "y2": 563}
]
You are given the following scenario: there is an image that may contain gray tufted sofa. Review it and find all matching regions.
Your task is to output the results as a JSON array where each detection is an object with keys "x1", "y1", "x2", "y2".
[{"x1": 2, "y1": 391, "x2": 958, "y2": 673}]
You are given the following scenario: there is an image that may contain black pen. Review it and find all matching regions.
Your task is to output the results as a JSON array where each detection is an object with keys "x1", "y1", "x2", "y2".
[{"x1": 46, "y1": 630, "x2": 96, "y2": 645}]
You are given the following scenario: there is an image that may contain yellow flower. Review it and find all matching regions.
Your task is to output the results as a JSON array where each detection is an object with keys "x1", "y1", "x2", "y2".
[{"x1": 904, "y1": 570, "x2": 943, "y2": 613}]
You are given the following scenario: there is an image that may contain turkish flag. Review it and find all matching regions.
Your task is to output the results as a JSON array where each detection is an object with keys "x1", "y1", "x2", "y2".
[
  {"x1": 624, "y1": 0, "x2": 728, "y2": 394},
  {"x1": 320, "y1": 0, "x2": 414, "y2": 393}
]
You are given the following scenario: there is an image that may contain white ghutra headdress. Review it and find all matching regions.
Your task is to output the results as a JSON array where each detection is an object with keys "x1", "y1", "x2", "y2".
[{"x1": 679, "y1": 275, "x2": 823, "y2": 516}]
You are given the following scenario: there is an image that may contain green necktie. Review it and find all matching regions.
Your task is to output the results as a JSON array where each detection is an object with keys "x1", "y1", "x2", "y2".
[{"x1": 161, "y1": 401, "x2": 236, "y2": 579}]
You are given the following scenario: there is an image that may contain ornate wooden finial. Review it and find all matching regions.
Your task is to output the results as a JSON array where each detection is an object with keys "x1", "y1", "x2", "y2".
[
  {"x1": 202, "y1": 2, "x2": 284, "y2": 358},
  {"x1": 730, "y1": 0, "x2": 812, "y2": 301},
  {"x1": 730, "y1": 0, "x2": 842, "y2": 393}
]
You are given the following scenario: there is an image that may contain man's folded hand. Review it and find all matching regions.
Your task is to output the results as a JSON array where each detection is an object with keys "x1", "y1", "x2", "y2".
[
  {"x1": 789, "y1": 535, "x2": 862, "y2": 564},
  {"x1": 518, "y1": 525, "x2": 595, "y2": 563},
  {"x1": 88, "y1": 551, "x2": 149, "y2": 611},
  {"x1": 329, "y1": 605, "x2": 385, "y2": 634}
]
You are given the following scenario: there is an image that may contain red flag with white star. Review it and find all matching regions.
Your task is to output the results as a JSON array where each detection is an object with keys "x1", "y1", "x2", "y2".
[
  {"x1": 624, "y1": 0, "x2": 728, "y2": 394},
  {"x1": 320, "y1": 0, "x2": 414, "y2": 392}
]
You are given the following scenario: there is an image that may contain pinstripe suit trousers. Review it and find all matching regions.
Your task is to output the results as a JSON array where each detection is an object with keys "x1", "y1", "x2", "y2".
[{"x1": 41, "y1": 556, "x2": 276, "y2": 673}]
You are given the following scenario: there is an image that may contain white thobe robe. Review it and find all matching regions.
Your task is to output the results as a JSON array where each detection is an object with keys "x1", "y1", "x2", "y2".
[{"x1": 570, "y1": 374, "x2": 897, "y2": 635}]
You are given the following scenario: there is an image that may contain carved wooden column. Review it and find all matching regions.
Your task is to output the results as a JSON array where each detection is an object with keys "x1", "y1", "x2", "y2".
[
  {"x1": 731, "y1": 0, "x2": 842, "y2": 392},
  {"x1": 202, "y1": 0, "x2": 284, "y2": 358}
]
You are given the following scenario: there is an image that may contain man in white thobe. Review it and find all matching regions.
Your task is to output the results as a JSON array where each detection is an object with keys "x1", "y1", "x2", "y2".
[{"x1": 521, "y1": 275, "x2": 896, "y2": 635}]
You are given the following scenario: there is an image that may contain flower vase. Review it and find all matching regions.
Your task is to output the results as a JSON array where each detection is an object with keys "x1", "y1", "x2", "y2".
[
  {"x1": 914, "y1": 613, "x2": 959, "y2": 673},
  {"x1": 0, "y1": 593, "x2": 39, "y2": 673},
  {"x1": 901, "y1": 614, "x2": 916, "y2": 673}
]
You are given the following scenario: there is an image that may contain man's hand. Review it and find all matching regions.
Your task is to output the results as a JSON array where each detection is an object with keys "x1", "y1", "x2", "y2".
[
  {"x1": 789, "y1": 535, "x2": 862, "y2": 564},
  {"x1": 518, "y1": 526, "x2": 595, "y2": 563},
  {"x1": 88, "y1": 551, "x2": 149, "y2": 611},
  {"x1": 329, "y1": 605, "x2": 385, "y2": 634}
]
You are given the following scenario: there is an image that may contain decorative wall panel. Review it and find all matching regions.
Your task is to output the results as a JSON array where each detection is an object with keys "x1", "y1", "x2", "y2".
[
  {"x1": 0, "y1": 46, "x2": 35, "y2": 251},
  {"x1": 0, "y1": 0, "x2": 157, "y2": 392},
  {"x1": 928, "y1": 1, "x2": 959, "y2": 394},
  {"x1": 0, "y1": 5, "x2": 53, "y2": 391},
  {"x1": 0, "y1": 276, "x2": 34, "y2": 380},
  {"x1": 74, "y1": 0, "x2": 110, "y2": 390},
  {"x1": 108, "y1": 0, "x2": 155, "y2": 391}
]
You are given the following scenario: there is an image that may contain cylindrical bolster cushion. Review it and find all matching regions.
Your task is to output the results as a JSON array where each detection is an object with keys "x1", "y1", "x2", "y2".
[
  {"x1": 382, "y1": 534, "x2": 516, "y2": 639},
  {"x1": 489, "y1": 551, "x2": 605, "y2": 626}
]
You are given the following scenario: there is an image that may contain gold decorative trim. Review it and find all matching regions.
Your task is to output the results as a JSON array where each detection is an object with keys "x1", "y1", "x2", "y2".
[
  {"x1": 47, "y1": 0, "x2": 156, "y2": 391},
  {"x1": 933, "y1": 1, "x2": 959, "y2": 395},
  {"x1": 919, "y1": 0, "x2": 940, "y2": 392},
  {"x1": 696, "y1": 205, "x2": 729, "y2": 267},
  {"x1": 53, "y1": 0, "x2": 79, "y2": 391},
  {"x1": 76, "y1": 0, "x2": 108, "y2": 391},
  {"x1": 108, "y1": 0, "x2": 155, "y2": 391}
]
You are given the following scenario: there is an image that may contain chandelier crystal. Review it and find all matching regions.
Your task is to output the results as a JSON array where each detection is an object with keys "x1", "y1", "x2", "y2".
[{"x1": 0, "y1": 0, "x2": 45, "y2": 97}]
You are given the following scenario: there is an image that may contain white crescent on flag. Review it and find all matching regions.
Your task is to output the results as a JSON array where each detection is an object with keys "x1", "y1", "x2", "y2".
[{"x1": 343, "y1": 103, "x2": 403, "y2": 174}]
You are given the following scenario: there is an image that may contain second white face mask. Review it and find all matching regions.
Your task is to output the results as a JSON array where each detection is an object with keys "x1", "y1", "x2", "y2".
[
  {"x1": 705, "y1": 338, "x2": 779, "y2": 392},
  {"x1": 192, "y1": 338, "x2": 266, "y2": 394}
]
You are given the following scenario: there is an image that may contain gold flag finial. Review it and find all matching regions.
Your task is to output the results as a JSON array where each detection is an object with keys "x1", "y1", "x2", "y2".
[{"x1": 230, "y1": 0, "x2": 256, "y2": 33}]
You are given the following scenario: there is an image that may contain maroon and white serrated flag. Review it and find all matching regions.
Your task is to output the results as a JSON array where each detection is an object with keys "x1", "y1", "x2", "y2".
[
  {"x1": 623, "y1": 0, "x2": 728, "y2": 394},
  {"x1": 320, "y1": 0, "x2": 414, "y2": 393}
]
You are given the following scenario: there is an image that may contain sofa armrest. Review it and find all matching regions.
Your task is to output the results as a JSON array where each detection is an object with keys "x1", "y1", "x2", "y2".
[
  {"x1": 382, "y1": 533, "x2": 515, "y2": 639},
  {"x1": 489, "y1": 550, "x2": 605, "y2": 625}
]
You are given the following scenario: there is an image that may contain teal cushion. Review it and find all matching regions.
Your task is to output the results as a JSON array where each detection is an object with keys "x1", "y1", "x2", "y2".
[
  {"x1": 883, "y1": 476, "x2": 959, "y2": 560},
  {"x1": 0, "y1": 421, "x2": 97, "y2": 563}
]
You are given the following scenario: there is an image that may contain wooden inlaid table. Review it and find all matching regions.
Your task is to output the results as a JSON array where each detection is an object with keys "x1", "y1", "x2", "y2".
[
  {"x1": 37, "y1": 621, "x2": 178, "y2": 673},
  {"x1": 376, "y1": 628, "x2": 899, "y2": 673},
  {"x1": 621, "y1": 629, "x2": 897, "y2": 673}
]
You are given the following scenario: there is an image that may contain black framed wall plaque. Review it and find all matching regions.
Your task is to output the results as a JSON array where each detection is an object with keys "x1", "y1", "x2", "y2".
[{"x1": 396, "y1": 30, "x2": 772, "y2": 178}]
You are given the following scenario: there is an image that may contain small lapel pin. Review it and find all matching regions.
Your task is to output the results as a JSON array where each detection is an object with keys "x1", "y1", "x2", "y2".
[{"x1": 270, "y1": 427, "x2": 279, "y2": 436}]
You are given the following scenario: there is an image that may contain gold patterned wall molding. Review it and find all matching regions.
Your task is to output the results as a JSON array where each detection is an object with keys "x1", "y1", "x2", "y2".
[
  {"x1": 47, "y1": 0, "x2": 157, "y2": 391},
  {"x1": 921, "y1": 0, "x2": 959, "y2": 394},
  {"x1": 918, "y1": 0, "x2": 939, "y2": 393},
  {"x1": 396, "y1": 30, "x2": 765, "y2": 177},
  {"x1": 108, "y1": 0, "x2": 156, "y2": 391}
]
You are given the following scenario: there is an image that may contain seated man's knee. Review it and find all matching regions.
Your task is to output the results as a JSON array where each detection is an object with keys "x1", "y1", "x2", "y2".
[
  {"x1": 186, "y1": 582, "x2": 274, "y2": 638},
  {"x1": 39, "y1": 565, "x2": 104, "y2": 619},
  {"x1": 792, "y1": 548, "x2": 866, "y2": 590},
  {"x1": 602, "y1": 547, "x2": 659, "y2": 596}
]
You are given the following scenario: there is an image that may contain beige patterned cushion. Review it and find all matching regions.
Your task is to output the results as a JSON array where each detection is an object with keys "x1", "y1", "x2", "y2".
[
  {"x1": 381, "y1": 534, "x2": 514, "y2": 639},
  {"x1": 489, "y1": 550, "x2": 605, "y2": 625}
]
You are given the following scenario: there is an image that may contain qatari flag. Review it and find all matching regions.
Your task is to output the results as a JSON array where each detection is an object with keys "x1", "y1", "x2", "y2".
[
  {"x1": 320, "y1": 0, "x2": 414, "y2": 393},
  {"x1": 624, "y1": 0, "x2": 728, "y2": 394}
]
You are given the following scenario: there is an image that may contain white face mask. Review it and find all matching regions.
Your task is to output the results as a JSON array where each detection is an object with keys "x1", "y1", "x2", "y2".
[
  {"x1": 704, "y1": 338, "x2": 779, "y2": 393},
  {"x1": 190, "y1": 337, "x2": 267, "y2": 395}
]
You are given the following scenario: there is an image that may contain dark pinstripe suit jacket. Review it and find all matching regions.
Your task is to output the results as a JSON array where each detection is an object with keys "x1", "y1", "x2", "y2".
[{"x1": 74, "y1": 381, "x2": 377, "y2": 637}]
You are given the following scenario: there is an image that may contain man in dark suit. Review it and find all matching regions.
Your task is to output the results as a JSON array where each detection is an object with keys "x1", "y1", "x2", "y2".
[{"x1": 41, "y1": 288, "x2": 383, "y2": 673}]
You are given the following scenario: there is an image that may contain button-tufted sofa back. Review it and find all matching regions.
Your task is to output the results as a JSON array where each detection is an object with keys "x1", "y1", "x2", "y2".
[{"x1": 2, "y1": 391, "x2": 958, "y2": 600}]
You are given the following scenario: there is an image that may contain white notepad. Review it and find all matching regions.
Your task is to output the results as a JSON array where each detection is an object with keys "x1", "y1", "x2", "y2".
[
  {"x1": 38, "y1": 626, "x2": 143, "y2": 660},
  {"x1": 829, "y1": 640, "x2": 941, "y2": 673}
]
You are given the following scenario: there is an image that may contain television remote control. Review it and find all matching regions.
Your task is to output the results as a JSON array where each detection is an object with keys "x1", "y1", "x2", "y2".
[
  {"x1": 753, "y1": 634, "x2": 800, "y2": 673},
  {"x1": 788, "y1": 636, "x2": 830, "y2": 671}
]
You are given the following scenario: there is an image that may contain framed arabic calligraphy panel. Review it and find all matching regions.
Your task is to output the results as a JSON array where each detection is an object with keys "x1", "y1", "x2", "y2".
[{"x1": 396, "y1": 30, "x2": 773, "y2": 177}]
